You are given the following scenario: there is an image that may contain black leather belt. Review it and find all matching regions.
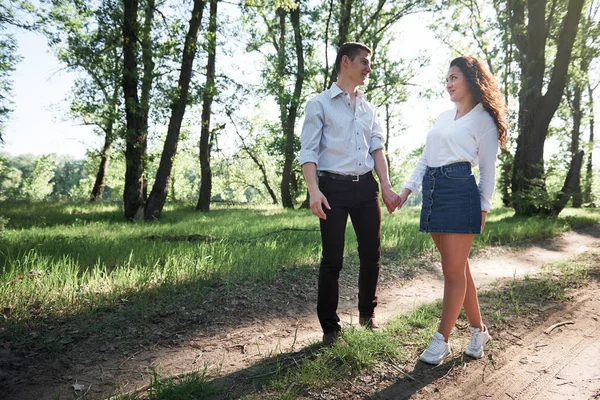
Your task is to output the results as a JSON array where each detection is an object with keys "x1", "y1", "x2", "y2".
[{"x1": 318, "y1": 171, "x2": 372, "y2": 182}]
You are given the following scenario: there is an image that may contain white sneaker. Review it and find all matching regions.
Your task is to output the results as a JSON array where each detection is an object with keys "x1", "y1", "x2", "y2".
[
  {"x1": 465, "y1": 326, "x2": 491, "y2": 359},
  {"x1": 419, "y1": 332, "x2": 451, "y2": 365}
]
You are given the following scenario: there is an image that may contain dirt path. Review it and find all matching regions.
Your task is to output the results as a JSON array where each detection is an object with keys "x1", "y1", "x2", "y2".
[
  {"x1": 3, "y1": 225, "x2": 600, "y2": 399},
  {"x1": 436, "y1": 284, "x2": 600, "y2": 400},
  {"x1": 372, "y1": 280, "x2": 600, "y2": 400}
]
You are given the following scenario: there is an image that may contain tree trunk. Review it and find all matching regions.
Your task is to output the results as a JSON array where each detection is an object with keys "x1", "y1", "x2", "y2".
[
  {"x1": 90, "y1": 52, "x2": 121, "y2": 203},
  {"x1": 323, "y1": 0, "x2": 334, "y2": 91},
  {"x1": 145, "y1": 0, "x2": 206, "y2": 220},
  {"x1": 121, "y1": 0, "x2": 147, "y2": 221},
  {"x1": 553, "y1": 150, "x2": 584, "y2": 214},
  {"x1": 509, "y1": 0, "x2": 585, "y2": 216},
  {"x1": 196, "y1": 0, "x2": 217, "y2": 212},
  {"x1": 583, "y1": 83, "x2": 595, "y2": 206},
  {"x1": 280, "y1": 2, "x2": 305, "y2": 209},
  {"x1": 90, "y1": 128, "x2": 114, "y2": 202},
  {"x1": 569, "y1": 83, "x2": 583, "y2": 208},
  {"x1": 327, "y1": 0, "x2": 353, "y2": 87}
]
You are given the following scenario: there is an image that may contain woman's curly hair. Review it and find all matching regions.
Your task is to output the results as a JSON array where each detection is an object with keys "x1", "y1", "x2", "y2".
[{"x1": 450, "y1": 56, "x2": 508, "y2": 149}]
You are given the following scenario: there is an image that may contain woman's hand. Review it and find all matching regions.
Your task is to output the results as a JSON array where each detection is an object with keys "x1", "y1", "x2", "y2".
[
  {"x1": 397, "y1": 188, "x2": 412, "y2": 210},
  {"x1": 481, "y1": 211, "x2": 487, "y2": 232}
]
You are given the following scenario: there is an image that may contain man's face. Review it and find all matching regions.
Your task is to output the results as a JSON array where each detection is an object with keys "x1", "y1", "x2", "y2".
[{"x1": 343, "y1": 50, "x2": 372, "y2": 86}]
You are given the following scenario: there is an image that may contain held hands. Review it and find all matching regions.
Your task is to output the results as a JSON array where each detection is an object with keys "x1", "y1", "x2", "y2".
[
  {"x1": 381, "y1": 186, "x2": 401, "y2": 214},
  {"x1": 309, "y1": 189, "x2": 331, "y2": 219}
]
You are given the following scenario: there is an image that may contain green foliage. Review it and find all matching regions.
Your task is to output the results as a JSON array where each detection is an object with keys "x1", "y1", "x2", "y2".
[{"x1": 20, "y1": 154, "x2": 57, "y2": 201}]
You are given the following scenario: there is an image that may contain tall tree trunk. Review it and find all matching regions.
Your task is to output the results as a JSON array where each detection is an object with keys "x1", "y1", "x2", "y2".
[
  {"x1": 122, "y1": 0, "x2": 146, "y2": 221},
  {"x1": 196, "y1": 0, "x2": 217, "y2": 212},
  {"x1": 323, "y1": 0, "x2": 334, "y2": 91},
  {"x1": 583, "y1": 82, "x2": 595, "y2": 206},
  {"x1": 90, "y1": 128, "x2": 114, "y2": 202},
  {"x1": 569, "y1": 83, "x2": 583, "y2": 208},
  {"x1": 327, "y1": 0, "x2": 353, "y2": 87},
  {"x1": 509, "y1": 0, "x2": 585, "y2": 216},
  {"x1": 280, "y1": 2, "x2": 305, "y2": 208},
  {"x1": 145, "y1": 0, "x2": 206, "y2": 220},
  {"x1": 554, "y1": 150, "x2": 584, "y2": 214},
  {"x1": 90, "y1": 51, "x2": 121, "y2": 203}
]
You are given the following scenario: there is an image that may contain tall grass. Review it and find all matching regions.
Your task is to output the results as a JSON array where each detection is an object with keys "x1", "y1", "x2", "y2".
[{"x1": 1, "y1": 201, "x2": 599, "y2": 333}]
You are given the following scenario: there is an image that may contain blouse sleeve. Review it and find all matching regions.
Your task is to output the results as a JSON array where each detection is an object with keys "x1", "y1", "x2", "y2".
[
  {"x1": 404, "y1": 149, "x2": 428, "y2": 194},
  {"x1": 477, "y1": 127, "x2": 499, "y2": 211}
]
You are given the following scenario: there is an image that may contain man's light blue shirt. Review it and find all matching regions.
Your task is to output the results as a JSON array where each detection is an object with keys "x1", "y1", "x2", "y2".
[{"x1": 299, "y1": 83, "x2": 385, "y2": 176}]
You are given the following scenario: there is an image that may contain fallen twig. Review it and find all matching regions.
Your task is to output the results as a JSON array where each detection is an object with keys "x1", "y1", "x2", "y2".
[
  {"x1": 388, "y1": 362, "x2": 415, "y2": 381},
  {"x1": 544, "y1": 321, "x2": 574, "y2": 334}
]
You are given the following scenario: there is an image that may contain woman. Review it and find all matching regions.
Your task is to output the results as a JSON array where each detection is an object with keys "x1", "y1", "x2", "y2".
[{"x1": 398, "y1": 56, "x2": 508, "y2": 365}]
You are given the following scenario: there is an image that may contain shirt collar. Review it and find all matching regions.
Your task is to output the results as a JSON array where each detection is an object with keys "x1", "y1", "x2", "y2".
[{"x1": 329, "y1": 82, "x2": 365, "y2": 99}]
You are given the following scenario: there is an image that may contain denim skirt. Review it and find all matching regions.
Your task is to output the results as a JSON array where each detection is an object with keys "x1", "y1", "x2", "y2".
[{"x1": 419, "y1": 162, "x2": 482, "y2": 234}]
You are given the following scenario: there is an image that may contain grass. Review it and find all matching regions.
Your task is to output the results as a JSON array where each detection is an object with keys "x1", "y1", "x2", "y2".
[
  {"x1": 1, "y1": 201, "x2": 599, "y2": 398},
  {"x1": 1, "y1": 202, "x2": 599, "y2": 331}
]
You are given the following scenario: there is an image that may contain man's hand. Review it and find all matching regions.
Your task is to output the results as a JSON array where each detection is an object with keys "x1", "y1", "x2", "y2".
[
  {"x1": 397, "y1": 188, "x2": 412, "y2": 210},
  {"x1": 381, "y1": 186, "x2": 400, "y2": 214},
  {"x1": 309, "y1": 189, "x2": 331, "y2": 219}
]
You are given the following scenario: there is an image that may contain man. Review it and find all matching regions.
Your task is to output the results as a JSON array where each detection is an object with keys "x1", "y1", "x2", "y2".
[{"x1": 299, "y1": 42, "x2": 400, "y2": 346}]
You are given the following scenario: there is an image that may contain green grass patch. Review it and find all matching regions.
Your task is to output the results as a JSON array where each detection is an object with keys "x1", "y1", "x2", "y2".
[{"x1": 0, "y1": 201, "x2": 599, "y2": 362}]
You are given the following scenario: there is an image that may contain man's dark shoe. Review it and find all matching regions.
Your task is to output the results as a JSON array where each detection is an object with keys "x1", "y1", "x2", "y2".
[
  {"x1": 359, "y1": 315, "x2": 380, "y2": 330},
  {"x1": 322, "y1": 331, "x2": 341, "y2": 347}
]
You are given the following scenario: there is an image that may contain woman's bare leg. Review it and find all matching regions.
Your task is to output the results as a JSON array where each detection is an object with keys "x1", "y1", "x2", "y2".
[
  {"x1": 430, "y1": 233, "x2": 475, "y2": 340},
  {"x1": 463, "y1": 259, "x2": 483, "y2": 330}
]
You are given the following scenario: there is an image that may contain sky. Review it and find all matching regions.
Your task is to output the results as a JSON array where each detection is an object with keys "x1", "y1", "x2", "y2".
[{"x1": 3, "y1": 29, "x2": 100, "y2": 158}]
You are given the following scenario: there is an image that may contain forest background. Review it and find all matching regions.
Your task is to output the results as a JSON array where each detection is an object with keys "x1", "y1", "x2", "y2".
[{"x1": 0, "y1": 0, "x2": 599, "y2": 219}]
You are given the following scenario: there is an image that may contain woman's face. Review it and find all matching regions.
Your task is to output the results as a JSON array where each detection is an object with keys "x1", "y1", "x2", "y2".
[{"x1": 446, "y1": 66, "x2": 472, "y2": 104}]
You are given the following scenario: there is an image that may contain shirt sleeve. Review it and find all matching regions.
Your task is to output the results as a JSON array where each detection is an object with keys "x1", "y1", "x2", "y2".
[
  {"x1": 299, "y1": 99, "x2": 324, "y2": 166},
  {"x1": 477, "y1": 127, "x2": 499, "y2": 212},
  {"x1": 404, "y1": 149, "x2": 428, "y2": 194},
  {"x1": 369, "y1": 109, "x2": 385, "y2": 153}
]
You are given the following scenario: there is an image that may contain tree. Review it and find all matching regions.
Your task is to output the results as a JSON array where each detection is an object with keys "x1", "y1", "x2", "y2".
[
  {"x1": 144, "y1": 0, "x2": 206, "y2": 220},
  {"x1": 243, "y1": 0, "x2": 313, "y2": 209},
  {"x1": 227, "y1": 108, "x2": 279, "y2": 204},
  {"x1": 43, "y1": 0, "x2": 125, "y2": 203},
  {"x1": 21, "y1": 154, "x2": 57, "y2": 201},
  {"x1": 506, "y1": 0, "x2": 586, "y2": 215},
  {"x1": 279, "y1": 0, "x2": 305, "y2": 208},
  {"x1": 196, "y1": 0, "x2": 218, "y2": 212},
  {"x1": 121, "y1": 0, "x2": 155, "y2": 220}
]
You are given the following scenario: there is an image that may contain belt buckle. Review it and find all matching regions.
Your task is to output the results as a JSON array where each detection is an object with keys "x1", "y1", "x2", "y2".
[{"x1": 352, "y1": 174, "x2": 360, "y2": 182}]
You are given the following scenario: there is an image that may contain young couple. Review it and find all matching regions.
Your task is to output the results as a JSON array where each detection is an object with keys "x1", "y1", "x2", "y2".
[{"x1": 299, "y1": 42, "x2": 507, "y2": 365}]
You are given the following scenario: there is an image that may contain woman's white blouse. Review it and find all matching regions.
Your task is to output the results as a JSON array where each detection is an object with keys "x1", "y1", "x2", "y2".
[{"x1": 404, "y1": 103, "x2": 499, "y2": 212}]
